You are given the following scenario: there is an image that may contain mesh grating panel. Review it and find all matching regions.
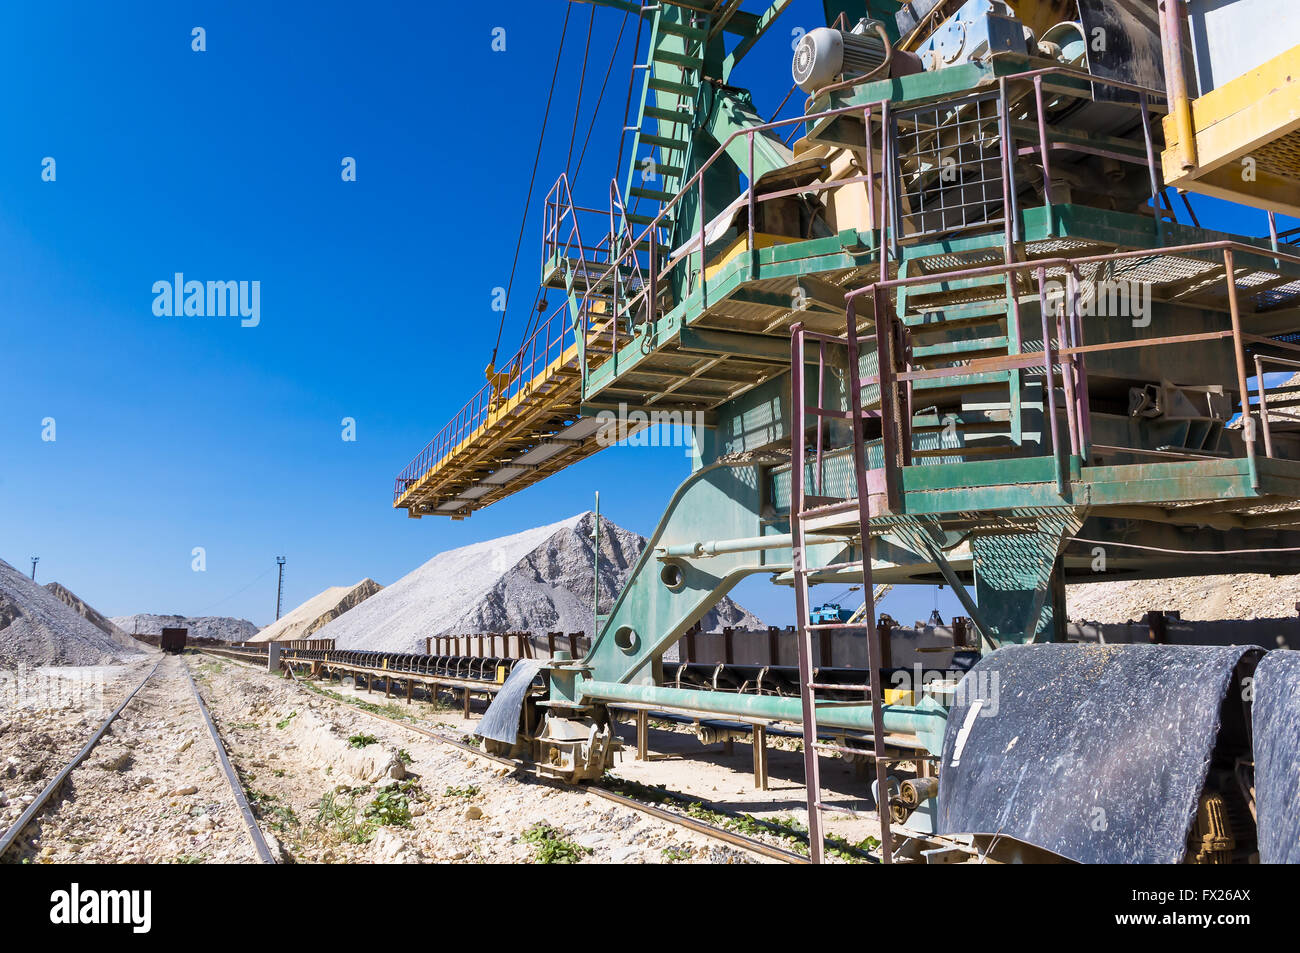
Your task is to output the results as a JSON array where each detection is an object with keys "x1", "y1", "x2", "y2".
[{"x1": 892, "y1": 92, "x2": 1006, "y2": 241}]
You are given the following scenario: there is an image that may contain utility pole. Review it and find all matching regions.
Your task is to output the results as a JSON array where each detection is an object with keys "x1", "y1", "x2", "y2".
[
  {"x1": 30, "y1": 556, "x2": 39, "y2": 581},
  {"x1": 592, "y1": 492, "x2": 600, "y2": 640},
  {"x1": 275, "y1": 556, "x2": 286, "y2": 620}
]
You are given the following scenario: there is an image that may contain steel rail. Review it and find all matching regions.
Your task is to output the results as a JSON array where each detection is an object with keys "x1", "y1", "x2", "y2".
[
  {"x1": 202, "y1": 650, "x2": 810, "y2": 865},
  {"x1": 0, "y1": 657, "x2": 164, "y2": 858},
  {"x1": 183, "y1": 665, "x2": 277, "y2": 864}
]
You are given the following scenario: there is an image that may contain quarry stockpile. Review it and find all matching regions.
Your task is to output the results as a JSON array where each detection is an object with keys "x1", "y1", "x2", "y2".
[
  {"x1": 0, "y1": 559, "x2": 145, "y2": 667},
  {"x1": 250, "y1": 579, "x2": 383, "y2": 643},
  {"x1": 1069, "y1": 574, "x2": 1300, "y2": 624},
  {"x1": 315, "y1": 512, "x2": 764, "y2": 653},
  {"x1": 45, "y1": 581, "x2": 132, "y2": 642},
  {"x1": 110, "y1": 613, "x2": 259, "y2": 642}
]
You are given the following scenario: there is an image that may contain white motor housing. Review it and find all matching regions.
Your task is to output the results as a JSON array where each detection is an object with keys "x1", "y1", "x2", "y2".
[{"x1": 792, "y1": 23, "x2": 888, "y2": 93}]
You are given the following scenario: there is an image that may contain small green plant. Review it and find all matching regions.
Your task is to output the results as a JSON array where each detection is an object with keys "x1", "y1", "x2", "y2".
[
  {"x1": 230, "y1": 721, "x2": 259, "y2": 730},
  {"x1": 444, "y1": 784, "x2": 479, "y2": 799},
  {"x1": 266, "y1": 803, "x2": 299, "y2": 832},
  {"x1": 363, "y1": 786, "x2": 413, "y2": 828},
  {"x1": 348, "y1": 732, "x2": 379, "y2": 748},
  {"x1": 661, "y1": 845, "x2": 692, "y2": 863},
  {"x1": 521, "y1": 822, "x2": 590, "y2": 865},
  {"x1": 276, "y1": 711, "x2": 297, "y2": 730},
  {"x1": 396, "y1": 748, "x2": 413, "y2": 765},
  {"x1": 316, "y1": 791, "x2": 372, "y2": 844}
]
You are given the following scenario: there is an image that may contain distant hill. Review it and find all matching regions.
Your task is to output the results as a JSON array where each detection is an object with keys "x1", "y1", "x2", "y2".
[
  {"x1": 110, "y1": 613, "x2": 259, "y2": 642},
  {"x1": 249, "y1": 579, "x2": 383, "y2": 643},
  {"x1": 315, "y1": 512, "x2": 764, "y2": 653}
]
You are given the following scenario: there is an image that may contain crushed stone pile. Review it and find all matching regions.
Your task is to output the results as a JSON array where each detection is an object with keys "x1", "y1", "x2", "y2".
[
  {"x1": 44, "y1": 581, "x2": 133, "y2": 642},
  {"x1": 110, "y1": 613, "x2": 259, "y2": 642},
  {"x1": 315, "y1": 512, "x2": 764, "y2": 653},
  {"x1": 0, "y1": 558, "x2": 145, "y2": 667},
  {"x1": 249, "y1": 578, "x2": 383, "y2": 643},
  {"x1": 1069, "y1": 573, "x2": 1300, "y2": 623}
]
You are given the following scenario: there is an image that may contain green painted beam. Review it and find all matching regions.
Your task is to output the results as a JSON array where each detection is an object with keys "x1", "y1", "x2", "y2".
[{"x1": 580, "y1": 678, "x2": 950, "y2": 756}]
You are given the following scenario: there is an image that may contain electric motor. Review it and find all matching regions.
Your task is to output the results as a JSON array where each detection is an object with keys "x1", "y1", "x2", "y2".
[{"x1": 792, "y1": 23, "x2": 888, "y2": 93}]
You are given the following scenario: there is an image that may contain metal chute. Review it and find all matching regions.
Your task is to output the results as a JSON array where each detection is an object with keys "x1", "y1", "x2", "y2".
[
  {"x1": 1253, "y1": 650, "x2": 1300, "y2": 864},
  {"x1": 476, "y1": 658, "x2": 545, "y2": 745},
  {"x1": 936, "y1": 643, "x2": 1259, "y2": 863}
]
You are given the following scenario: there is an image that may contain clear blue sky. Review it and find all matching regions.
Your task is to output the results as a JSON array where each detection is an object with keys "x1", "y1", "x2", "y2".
[{"x1": 1, "y1": 1, "x2": 1290, "y2": 629}]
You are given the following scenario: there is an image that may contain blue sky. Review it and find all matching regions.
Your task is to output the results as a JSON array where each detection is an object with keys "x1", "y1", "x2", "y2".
[{"x1": 0, "y1": 2, "x2": 1291, "y2": 630}]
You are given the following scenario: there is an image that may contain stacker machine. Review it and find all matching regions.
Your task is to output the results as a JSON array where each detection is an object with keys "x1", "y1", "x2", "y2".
[{"x1": 395, "y1": 0, "x2": 1300, "y2": 862}]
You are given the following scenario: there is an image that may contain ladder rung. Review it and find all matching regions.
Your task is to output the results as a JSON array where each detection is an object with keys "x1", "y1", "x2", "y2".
[
  {"x1": 644, "y1": 104, "x2": 692, "y2": 123},
  {"x1": 625, "y1": 213, "x2": 659, "y2": 226},
  {"x1": 654, "y1": 49, "x2": 704, "y2": 69},
  {"x1": 648, "y1": 76, "x2": 695, "y2": 96},
  {"x1": 808, "y1": 682, "x2": 871, "y2": 691},
  {"x1": 657, "y1": 19, "x2": 707, "y2": 41},
  {"x1": 639, "y1": 132, "x2": 691, "y2": 150},
  {"x1": 630, "y1": 186, "x2": 676, "y2": 203},
  {"x1": 812, "y1": 745, "x2": 879, "y2": 761}
]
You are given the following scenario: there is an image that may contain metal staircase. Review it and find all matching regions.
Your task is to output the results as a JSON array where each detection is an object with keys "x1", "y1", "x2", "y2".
[{"x1": 620, "y1": 3, "x2": 711, "y2": 234}]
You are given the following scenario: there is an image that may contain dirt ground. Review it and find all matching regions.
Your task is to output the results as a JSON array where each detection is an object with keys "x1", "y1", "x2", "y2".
[
  {"x1": 217, "y1": 653, "x2": 888, "y2": 860},
  {"x1": 4, "y1": 648, "x2": 894, "y2": 863},
  {"x1": 4, "y1": 654, "x2": 261, "y2": 863},
  {"x1": 176, "y1": 654, "x2": 762, "y2": 864}
]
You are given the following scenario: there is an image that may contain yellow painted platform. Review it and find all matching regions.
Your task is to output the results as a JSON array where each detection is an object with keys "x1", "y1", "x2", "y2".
[{"x1": 1163, "y1": 43, "x2": 1300, "y2": 217}]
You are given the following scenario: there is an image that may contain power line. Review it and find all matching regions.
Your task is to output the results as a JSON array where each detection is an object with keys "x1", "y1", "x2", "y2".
[{"x1": 194, "y1": 565, "x2": 276, "y2": 617}]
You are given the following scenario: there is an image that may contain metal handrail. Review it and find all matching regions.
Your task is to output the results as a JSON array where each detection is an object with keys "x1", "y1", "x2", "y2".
[
  {"x1": 842, "y1": 239, "x2": 1300, "y2": 508},
  {"x1": 396, "y1": 64, "x2": 1182, "y2": 506}
]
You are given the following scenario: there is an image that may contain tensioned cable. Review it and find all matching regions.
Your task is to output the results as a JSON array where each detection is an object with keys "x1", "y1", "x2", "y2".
[
  {"x1": 516, "y1": 10, "x2": 631, "y2": 357},
  {"x1": 572, "y1": 12, "x2": 630, "y2": 187},
  {"x1": 564, "y1": 4, "x2": 596, "y2": 178},
  {"x1": 491, "y1": 1, "x2": 573, "y2": 369}
]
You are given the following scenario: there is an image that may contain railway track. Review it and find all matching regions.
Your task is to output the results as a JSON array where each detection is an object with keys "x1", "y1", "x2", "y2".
[
  {"x1": 202, "y1": 648, "x2": 814, "y2": 864},
  {"x1": 0, "y1": 654, "x2": 275, "y2": 864}
]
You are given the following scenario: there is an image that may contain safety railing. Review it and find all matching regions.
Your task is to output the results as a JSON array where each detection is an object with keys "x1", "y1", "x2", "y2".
[
  {"x1": 842, "y1": 239, "x2": 1300, "y2": 511},
  {"x1": 398, "y1": 65, "x2": 1177, "y2": 505},
  {"x1": 392, "y1": 296, "x2": 578, "y2": 504},
  {"x1": 574, "y1": 65, "x2": 1170, "y2": 387}
]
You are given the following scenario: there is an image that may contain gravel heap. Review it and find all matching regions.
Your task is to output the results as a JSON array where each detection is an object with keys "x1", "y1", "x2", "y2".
[
  {"x1": 249, "y1": 579, "x2": 383, "y2": 643},
  {"x1": 315, "y1": 512, "x2": 764, "y2": 652},
  {"x1": 44, "y1": 581, "x2": 132, "y2": 642},
  {"x1": 110, "y1": 613, "x2": 259, "y2": 642},
  {"x1": 1069, "y1": 573, "x2": 1300, "y2": 623},
  {"x1": 0, "y1": 559, "x2": 145, "y2": 667}
]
